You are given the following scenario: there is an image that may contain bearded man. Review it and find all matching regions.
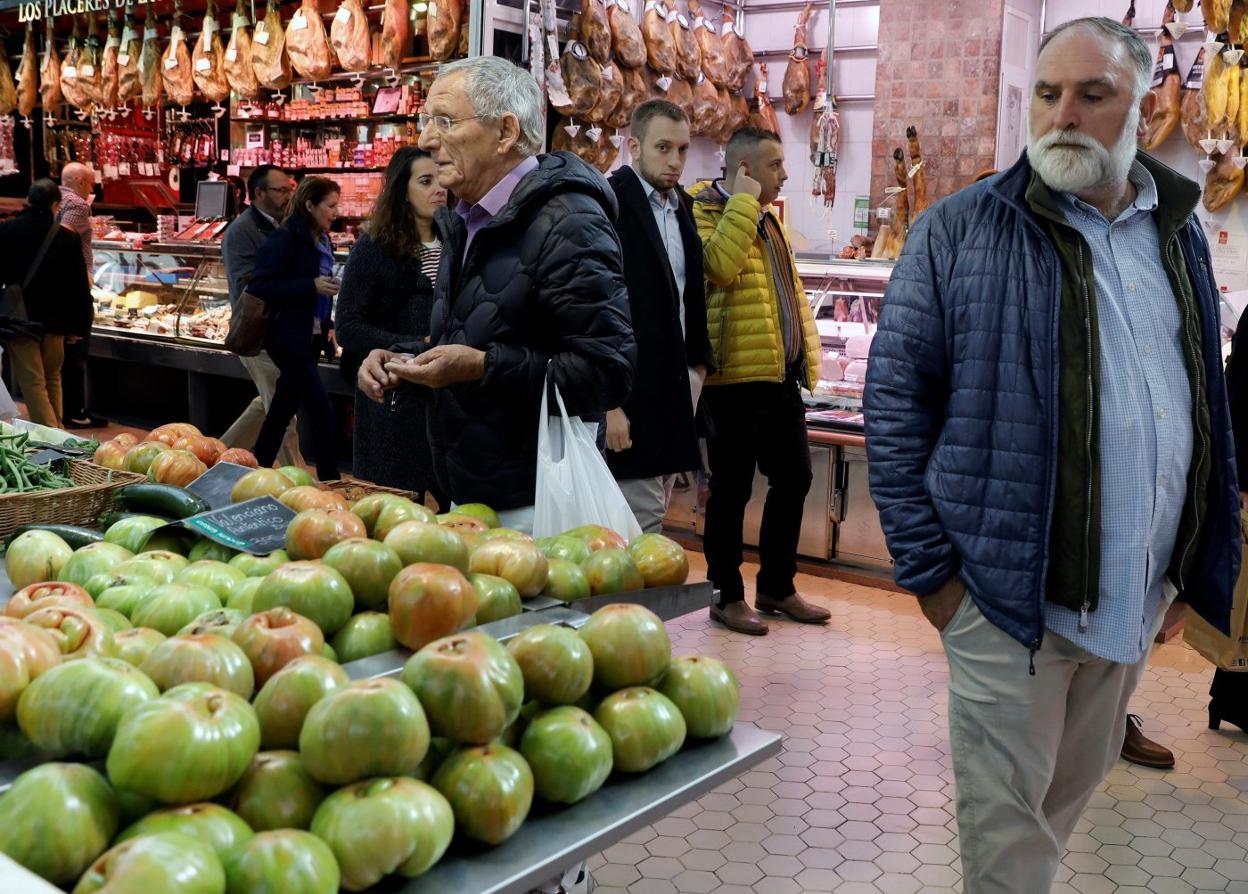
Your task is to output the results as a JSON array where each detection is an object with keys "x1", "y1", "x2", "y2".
[{"x1": 863, "y1": 16, "x2": 1240, "y2": 893}]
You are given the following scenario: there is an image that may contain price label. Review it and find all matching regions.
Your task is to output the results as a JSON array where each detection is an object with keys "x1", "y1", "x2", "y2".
[
  {"x1": 225, "y1": 47, "x2": 237, "y2": 62},
  {"x1": 290, "y1": 12, "x2": 309, "y2": 31},
  {"x1": 227, "y1": 163, "x2": 241, "y2": 176},
  {"x1": 117, "y1": 53, "x2": 131, "y2": 66},
  {"x1": 103, "y1": 164, "x2": 119, "y2": 180},
  {"x1": 63, "y1": 66, "x2": 77, "y2": 78},
  {"x1": 255, "y1": 29, "x2": 270, "y2": 45},
  {"x1": 429, "y1": 2, "x2": 437, "y2": 18},
  {"x1": 118, "y1": 162, "x2": 131, "y2": 175},
  {"x1": 336, "y1": 5, "x2": 352, "y2": 23},
  {"x1": 79, "y1": 64, "x2": 94, "y2": 76},
  {"x1": 195, "y1": 57, "x2": 212, "y2": 72},
  {"x1": 164, "y1": 55, "x2": 179, "y2": 69}
]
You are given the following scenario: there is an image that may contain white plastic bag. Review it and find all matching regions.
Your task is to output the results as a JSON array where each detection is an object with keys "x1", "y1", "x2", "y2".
[{"x1": 532, "y1": 372, "x2": 642, "y2": 541}]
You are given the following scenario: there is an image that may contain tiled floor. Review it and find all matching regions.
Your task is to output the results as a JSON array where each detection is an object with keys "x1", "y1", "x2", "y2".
[{"x1": 589, "y1": 555, "x2": 1248, "y2": 894}]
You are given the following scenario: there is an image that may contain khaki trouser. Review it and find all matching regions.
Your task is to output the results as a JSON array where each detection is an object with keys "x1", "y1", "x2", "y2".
[
  {"x1": 618, "y1": 475, "x2": 677, "y2": 534},
  {"x1": 941, "y1": 594, "x2": 1166, "y2": 894},
  {"x1": 222, "y1": 351, "x2": 305, "y2": 468},
  {"x1": 6, "y1": 334, "x2": 65, "y2": 427}
]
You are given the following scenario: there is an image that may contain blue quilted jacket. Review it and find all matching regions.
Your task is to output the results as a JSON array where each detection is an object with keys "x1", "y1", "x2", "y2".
[{"x1": 864, "y1": 152, "x2": 1241, "y2": 650}]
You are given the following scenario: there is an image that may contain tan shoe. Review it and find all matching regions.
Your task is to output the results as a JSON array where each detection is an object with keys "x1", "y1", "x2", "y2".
[
  {"x1": 756, "y1": 592, "x2": 831, "y2": 624},
  {"x1": 710, "y1": 601, "x2": 769, "y2": 635}
]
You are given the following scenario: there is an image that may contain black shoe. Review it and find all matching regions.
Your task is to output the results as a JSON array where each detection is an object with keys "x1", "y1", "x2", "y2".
[{"x1": 65, "y1": 414, "x2": 108, "y2": 429}]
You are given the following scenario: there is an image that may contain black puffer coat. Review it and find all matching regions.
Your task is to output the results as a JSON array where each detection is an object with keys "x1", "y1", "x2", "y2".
[{"x1": 397, "y1": 152, "x2": 636, "y2": 510}]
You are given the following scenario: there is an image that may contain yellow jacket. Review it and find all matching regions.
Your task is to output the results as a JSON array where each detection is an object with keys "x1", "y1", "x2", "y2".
[{"x1": 690, "y1": 182, "x2": 822, "y2": 388}]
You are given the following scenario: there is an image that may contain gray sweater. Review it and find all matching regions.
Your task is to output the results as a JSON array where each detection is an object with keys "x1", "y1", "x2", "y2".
[{"x1": 221, "y1": 206, "x2": 278, "y2": 309}]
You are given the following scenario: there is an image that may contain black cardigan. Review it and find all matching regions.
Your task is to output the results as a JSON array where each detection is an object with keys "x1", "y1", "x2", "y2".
[
  {"x1": 0, "y1": 208, "x2": 93, "y2": 337},
  {"x1": 248, "y1": 216, "x2": 332, "y2": 355}
]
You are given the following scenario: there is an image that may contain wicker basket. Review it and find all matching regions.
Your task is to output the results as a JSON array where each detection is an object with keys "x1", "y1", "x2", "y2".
[
  {"x1": 0, "y1": 461, "x2": 147, "y2": 539},
  {"x1": 320, "y1": 479, "x2": 421, "y2": 504}
]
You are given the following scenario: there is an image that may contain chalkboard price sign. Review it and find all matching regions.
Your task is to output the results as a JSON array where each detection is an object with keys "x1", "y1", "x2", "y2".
[
  {"x1": 186, "y1": 462, "x2": 256, "y2": 510},
  {"x1": 178, "y1": 497, "x2": 295, "y2": 555}
]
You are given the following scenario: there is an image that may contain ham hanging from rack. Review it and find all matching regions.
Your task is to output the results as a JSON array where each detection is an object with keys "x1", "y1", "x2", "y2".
[
  {"x1": 193, "y1": 0, "x2": 229, "y2": 102},
  {"x1": 16, "y1": 26, "x2": 37, "y2": 117},
  {"x1": 686, "y1": 0, "x2": 727, "y2": 86},
  {"x1": 690, "y1": 70, "x2": 719, "y2": 136},
  {"x1": 100, "y1": 13, "x2": 121, "y2": 109},
  {"x1": 1172, "y1": 0, "x2": 1193, "y2": 9},
  {"x1": 721, "y1": 9, "x2": 752, "y2": 94},
  {"x1": 749, "y1": 63, "x2": 779, "y2": 133},
  {"x1": 906, "y1": 126, "x2": 929, "y2": 222},
  {"x1": 668, "y1": 75, "x2": 694, "y2": 120},
  {"x1": 669, "y1": 7, "x2": 700, "y2": 81},
  {"x1": 61, "y1": 18, "x2": 87, "y2": 111},
  {"x1": 428, "y1": 0, "x2": 464, "y2": 61},
  {"x1": 1180, "y1": 47, "x2": 1207, "y2": 147},
  {"x1": 588, "y1": 58, "x2": 624, "y2": 124},
  {"x1": 139, "y1": 5, "x2": 163, "y2": 107},
  {"x1": 331, "y1": 0, "x2": 372, "y2": 72},
  {"x1": 553, "y1": 21, "x2": 602, "y2": 119},
  {"x1": 253, "y1": 0, "x2": 293, "y2": 89},
  {"x1": 810, "y1": 47, "x2": 838, "y2": 206},
  {"x1": 610, "y1": 0, "x2": 647, "y2": 69},
  {"x1": 783, "y1": 1, "x2": 813, "y2": 114},
  {"x1": 40, "y1": 20, "x2": 62, "y2": 110},
  {"x1": 287, "y1": 0, "x2": 334, "y2": 81},
  {"x1": 607, "y1": 63, "x2": 647, "y2": 127},
  {"x1": 1202, "y1": 0, "x2": 1233, "y2": 33},
  {"x1": 77, "y1": 25, "x2": 104, "y2": 113},
  {"x1": 643, "y1": 1, "x2": 677, "y2": 73},
  {"x1": 379, "y1": 0, "x2": 409, "y2": 70},
  {"x1": 583, "y1": 0, "x2": 612, "y2": 65},
  {"x1": 0, "y1": 45, "x2": 16, "y2": 115},
  {"x1": 1204, "y1": 148, "x2": 1244, "y2": 210},
  {"x1": 726, "y1": 87, "x2": 748, "y2": 136},
  {"x1": 1143, "y1": 2, "x2": 1181, "y2": 149},
  {"x1": 116, "y1": 10, "x2": 141, "y2": 105},
  {"x1": 161, "y1": 19, "x2": 194, "y2": 107},
  {"x1": 225, "y1": 11, "x2": 260, "y2": 99}
]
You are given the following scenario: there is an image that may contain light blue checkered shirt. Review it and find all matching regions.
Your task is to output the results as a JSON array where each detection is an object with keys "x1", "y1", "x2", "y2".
[{"x1": 1045, "y1": 161, "x2": 1191, "y2": 664}]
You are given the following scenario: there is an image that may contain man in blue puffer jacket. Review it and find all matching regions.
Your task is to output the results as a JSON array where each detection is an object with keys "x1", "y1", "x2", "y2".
[{"x1": 864, "y1": 17, "x2": 1240, "y2": 893}]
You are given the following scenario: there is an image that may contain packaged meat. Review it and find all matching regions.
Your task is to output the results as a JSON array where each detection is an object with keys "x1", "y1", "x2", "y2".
[
  {"x1": 116, "y1": 10, "x2": 142, "y2": 105},
  {"x1": 379, "y1": 0, "x2": 410, "y2": 70},
  {"x1": 583, "y1": 0, "x2": 612, "y2": 65},
  {"x1": 40, "y1": 19, "x2": 62, "y2": 111},
  {"x1": 720, "y1": 9, "x2": 752, "y2": 94},
  {"x1": 691, "y1": 70, "x2": 719, "y2": 136},
  {"x1": 161, "y1": 21, "x2": 194, "y2": 107},
  {"x1": 61, "y1": 18, "x2": 87, "y2": 111},
  {"x1": 16, "y1": 26, "x2": 38, "y2": 117},
  {"x1": 610, "y1": 0, "x2": 647, "y2": 69},
  {"x1": 332, "y1": 0, "x2": 373, "y2": 72},
  {"x1": 1203, "y1": 149, "x2": 1244, "y2": 211},
  {"x1": 668, "y1": 8, "x2": 700, "y2": 82},
  {"x1": 99, "y1": 13, "x2": 121, "y2": 109},
  {"x1": 428, "y1": 0, "x2": 464, "y2": 61},
  {"x1": 193, "y1": 0, "x2": 230, "y2": 103},
  {"x1": 749, "y1": 63, "x2": 779, "y2": 133},
  {"x1": 643, "y1": 1, "x2": 677, "y2": 74},
  {"x1": 783, "y1": 2, "x2": 813, "y2": 114},
  {"x1": 552, "y1": 26, "x2": 601, "y2": 118},
  {"x1": 139, "y1": 8, "x2": 163, "y2": 107},
  {"x1": 253, "y1": 0, "x2": 293, "y2": 89},
  {"x1": 686, "y1": 0, "x2": 727, "y2": 87},
  {"x1": 287, "y1": 0, "x2": 334, "y2": 81},
  {"x1": 0, "y1": 46, "x2": 16, "y2": 115},
  {"x1": 588, "y1": 58, "x2": 624, "y2": 124},
  {"x1": 225, "y1": 11, "x2": 260, "y2": 100}
]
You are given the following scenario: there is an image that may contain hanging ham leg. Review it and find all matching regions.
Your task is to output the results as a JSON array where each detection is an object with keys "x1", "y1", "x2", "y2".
[
  {"x1": 117, "y1": 10, "x2": 141, "y2": 105},
  {"x1": 552, "y1": 18, "x2": 602, "y2": 118},
  {"x1": 1202, "y1": 0, "x2": 1233, "y2": 33},
  {"x1": 287, "y1": 0, "x2": 333, "y2": 81},
  {"x1": 428, "y1": 0, "x2": 464, "y2": 61},
  {"x1": 16, "y1": 26, "x2": 37, "y2": 117},
  {"x1": 1122, "y1": 2, "x2": 1136, "y2": 25},
  {"x1": 583, "y1": 0, "x2": 612, "y2": 65},
  {"x1": 139, "y1": 2, "x2": 163, "y2": 107},
  {"x1": 1180, "y1": 47, "x2": 1208, "y2": 147},
  {"x1": 691, "y1": 71, "x2": 719, "y2": 136},
  {"x1": 811, "y1": 49, "x2": 839, "y2": 206},
  {"x1": 40, "y1": 20, "x2": 61, "y2": 111},
  {"x1": 1143, "y1": 3, "x2": 1181, "y2": 149},
  {"x1": 161, "y1": 14, "x2": 194, "y2": 107},
  {"x1": 643, "y1": 1, "x2": 677, "y2": 73},
  {"x1": 721, "y1": 9, "x2": 752, "y2": 94},
  {"x1": 783, "y1": 1, "x2": 813, "y2": 114},
  {"x1": 590, "y1": 59, "x2": 625, "y2": 124},
  {"x1": 1204, "y1": 149, "x2": 1244, "y2": 211},
  {"x1": 1172, "y1": 0, "x2": 1193, "y2": 9},
  {"x1": 254, "y1": 0, "x2": 293, "y2": 89},
  {"x1": 669, "y1": 8, "x2": 700, "y2": 82},
  {"x1": 749, "y1": 63, "x2": 779, "y2": 133},
  {"x1": 100, "y1": 12, "x2": 121, "y2": 110},
  {"x1": 193, "y1": 0, "x2": 229, "y2": 103},
  {"x1": 907, "y1": 126, "x2": 929, "y2": 223},
  {"x1": 668, "y1": 75, "x2": 694, "y2": 121},
  {"x1": 0, "y1": 46, "x2": 16, "y2": 116},
  {"x1": 378, "y1": 0, "x2": 409, "y2": 70},
  {"x1": 61, "y1": 18, "x2": 86, "y2": 111},
  {"x1": 332, "y1": 0, "x2": 373, "y2": 72},
  {"x1": 225, "y1": 11, "x2": 260, "y2": 100},
  {"x1": 610, "y1": 0, "x2": 647, "y2": 69},
  {"x1": 686, "y1": 0, "x2": 727, "y2": 86}
]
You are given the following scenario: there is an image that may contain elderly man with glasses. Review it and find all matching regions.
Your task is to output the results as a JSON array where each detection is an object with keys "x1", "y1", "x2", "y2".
[{"x1": 359, "y1": 56, "x2": 635, "y2": 531}]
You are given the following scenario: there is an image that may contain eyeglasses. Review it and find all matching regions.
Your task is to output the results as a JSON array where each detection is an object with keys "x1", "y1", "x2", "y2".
[
  {"x1": 418, "y1": 113, "x2": 485, "y2": 133},
  {"x1": 262, "y1": 185, "x2": 294, "y2": 195}
]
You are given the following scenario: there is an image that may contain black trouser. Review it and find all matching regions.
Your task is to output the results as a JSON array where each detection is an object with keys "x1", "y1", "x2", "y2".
[
  {"x1": 254, "y1": 339, "x2": 339, "y2": 481},
  {"x1": 61, "y1": 333, "x2": 90, "y2": 419},
  {"x1": 702, "y1": 375, "x2": 812, "y2": 606}
]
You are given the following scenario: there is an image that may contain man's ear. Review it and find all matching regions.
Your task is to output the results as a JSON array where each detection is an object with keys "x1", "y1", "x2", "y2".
[
  {"x1": 497, "y1": 113, "x2": 522, "y2": 155},
  {"x1": 1137, "y1": 91, "x2": 1158, "y2": 139}
]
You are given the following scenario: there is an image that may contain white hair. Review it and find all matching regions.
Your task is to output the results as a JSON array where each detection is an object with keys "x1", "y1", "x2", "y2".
[
  {"x1": 438, "y1": 57, "x2": 545, "y2": 157},
  {"x1": 1039, "y1": 17, "x2": 1152, "y2": 103}
]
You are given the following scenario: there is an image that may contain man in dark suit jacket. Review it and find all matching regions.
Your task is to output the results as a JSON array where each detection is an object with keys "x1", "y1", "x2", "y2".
[{"x1": 606, "y1": 100, "x2": 716, "y2": 533}]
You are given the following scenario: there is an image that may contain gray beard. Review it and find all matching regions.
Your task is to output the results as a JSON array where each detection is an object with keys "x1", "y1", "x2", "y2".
[{"x1": 1026, "y1": 107, "x2": 1140, "y2": 196}]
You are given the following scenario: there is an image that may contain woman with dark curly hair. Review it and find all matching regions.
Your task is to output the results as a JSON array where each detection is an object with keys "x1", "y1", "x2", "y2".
[{"x1": 336, "y1": 147, "x2": 447, "y2": 505}]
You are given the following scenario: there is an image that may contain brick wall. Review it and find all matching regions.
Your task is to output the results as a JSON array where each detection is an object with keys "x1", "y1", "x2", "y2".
[{"x1": 869, "y1": 0, "x2": 1005, "y2": 222}]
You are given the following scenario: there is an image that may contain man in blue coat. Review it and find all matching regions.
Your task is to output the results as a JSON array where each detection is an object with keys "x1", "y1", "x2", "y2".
[{"x1": 864, "y1": 17, "x2": 1240, "y2": 893}]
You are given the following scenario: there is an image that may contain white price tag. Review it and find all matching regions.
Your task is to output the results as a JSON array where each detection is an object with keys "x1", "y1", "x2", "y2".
[
  {"x1": 876, "y1": 206, "x2": 892, "y2": 220},
  {"x1": 172, "y1": 26, "x2": 184, "y2": 40},
  {"x1": 225, "y1": 48, "x2": 237, "y2": 62},
  {"x1": 119, "y1": 162, "x2": 131, "y2": 176},
  {"x1": 336, "y1": 5, "x2": 352, "y2": 23},
  {"x1": 222, "y1": 149, "x2": 230, "y2": 161},
  {"x1": 63, "y1": 66, "x2": 77, "y2": 78},
  {"x1": 429, "y1": 2, "x2": 437, "y2": 18},
  {"x1": 79, "y1": 64, "x2": 94, "y2": 76},
  {"x1": 145, "y1": 28, "x2": 158, "y2": 39},
  {"x1": 103, "y1": 164, "x2": 119, "y2": 180},
  {"x1": 255, "y1": 30, "x2": 271, "y2": 45},
  {"x1": 657, "y1": 75, "x2": 672, "y2": 91},
  {"x1": 227, "y1": 163, "x2": 241, "y2": 176},
  {"x1": 195, "y1": 57, "x2": 212, "y2": 72},
  {"x1": 721, "y1": 19, "x2": 734, "y2": 36},
  {"x1": 94, "y1": 168, "x2": 103, "y2": 184},
  {"x1": 290, "y1": 12, "x2": 309, "y2": 31},
  {"x1": 117, "y1": 54, "x2": 130, "y2": 66},
  {"x1": 602, "y1": 65, "x2": 614, "y2": 81},
  {"x1": 164, "y1": 55, "x2": 179, "y2": 70},
  {"x1": 692, "y1": 15, "x2": 704, "y2": 29}
]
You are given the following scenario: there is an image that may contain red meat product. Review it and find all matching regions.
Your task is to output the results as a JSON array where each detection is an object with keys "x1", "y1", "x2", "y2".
[
  {"x1": 583, "y1": 0, "x2": 612, "y2": 65},
  {"x1": 1143, "y1": 2, "x2": 1181, "y2": 149},
  {"x1": 588, "y1": 58, "x2": 624, "y2": 124},
  {"x1": 138, "y1": 10, "x2": 163, "y2": 107},
  {"x1": 161, "y1": 21, "x2": 194, "y2": 107},
  {"x1": 782, "y1": 1, "x2": 813, "y2": 114},
  {"x1": 331, "y1": 0, "x2": 373, "y2": 72},
  {"x1": 643, "y1": 1, "x2": 677, "y2": 73},
  {"x1": 686, "y1": 0, "x2": 727, "y2": 86},
  {"x1": 720, "y1": 9, "x2": 752, "y2": 94},
  {"x1": 225, "y1": 11, "x2": 260, "y2": 100},
  {"x1": 116, "y1": 10, "x2": 142, "y2": 105},
  {"x1": 40, "y1": 19, "x2": 62, "y2": 111},
  {"x1": 286, "y1": 0, "x2": 334, "y2": 81},
  {"x1": 100, "y1": 13, "x2": 121, "y2": 109},
  {"x1": 749, "y1": 63, "x2": 779, "y2": 133},
  {"x1": 0, "y1": 46, "x2": 16, "y2": 115},
  {"x1": 253, "y1": 0, "x2": 293, "y2": 89},
  {"x1": 193, "y1": 0, "x2": 230, "y2": 103},
  {"x1": 379, "y1": 0, "x2": 409, "y2": 69},
  {"x1": 552, "y1": 28, "x2": 602, "y2": 119},
  {"x1": 16, "y1": 26, "x2": 38, "y2": 117},
  {"x1": 669, "y1": 7, "x2": 700, "y2": 82},
  {"x1": 61, "y1": 18, "x2": 87, "y2": 110},
  {"x1": 668, "y1": 75, "x2": 694, "y2": 121},
  {"x1": 690, "y1": 70, "x2": 719, "y2": 136},
  {"x1": 1180, "y1": 47, "x2": 1207, "y2": 148},
  {"x1": 610, "y1": 0, "x2": 647, "y2": 69},
  {"x1": 428, "y1": 0, "x2": 464, "y2": 61}
]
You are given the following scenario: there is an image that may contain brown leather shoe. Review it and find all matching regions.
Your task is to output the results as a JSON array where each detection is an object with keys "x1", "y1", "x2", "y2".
[
  {"x1": 710, "y1": 601, "x2": 769, "y2": 635},
  {"x1": 756, "y1": 592, "x2": 831, "y2": 624},
  {"x1": 1121, "y1": 714, "x2": 1175, "y2": 770}
]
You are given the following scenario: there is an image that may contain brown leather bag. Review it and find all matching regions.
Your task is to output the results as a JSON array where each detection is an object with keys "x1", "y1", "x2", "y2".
[{"x1": 223, "y1": 290, "x2": 270, "y2": 356}]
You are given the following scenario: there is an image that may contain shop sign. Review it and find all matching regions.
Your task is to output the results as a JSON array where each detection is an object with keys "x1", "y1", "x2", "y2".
[
  {"x1": 12, "y1": 0, "x2": 134, "y2": 24},
  {"x1": 165, "y1": 496, "x2": 295, "y2": 555}
]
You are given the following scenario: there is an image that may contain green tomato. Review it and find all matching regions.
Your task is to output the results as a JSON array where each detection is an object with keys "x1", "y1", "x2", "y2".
[
  {"x1": 330, "y1": 612, "x2": 397, "y2": 663},
  {"x1": 221, "y1": 830, "x2": 339, "y2": 894},
  {"x1": 228, "y1": 550, "x2": 291, "y2": 578},
  {"x1": 5, "y1": 530, "x2": 73, "y2": 589},
  {"x1": 71, "y1": 831, "x2": 225, "y2": 894}
]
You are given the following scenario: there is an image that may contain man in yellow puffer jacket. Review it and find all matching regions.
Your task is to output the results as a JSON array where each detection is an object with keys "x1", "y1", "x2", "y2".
[{"x1": 691, "y1": 126, "x2": 829, "y2": 635}]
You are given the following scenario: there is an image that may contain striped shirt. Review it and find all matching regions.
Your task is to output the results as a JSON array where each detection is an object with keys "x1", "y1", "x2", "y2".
[
  {"x1": 420, "y1": 240, "x2": 442, "y2": 282},
  {"x1": 1045, "y1": 160, "x2": 1192, "y2": 664}
]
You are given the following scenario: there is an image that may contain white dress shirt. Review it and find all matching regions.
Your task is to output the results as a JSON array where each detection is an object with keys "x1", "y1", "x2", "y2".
[{"x1": 638, "y1": 170, "x2": 688, "y2": 334}]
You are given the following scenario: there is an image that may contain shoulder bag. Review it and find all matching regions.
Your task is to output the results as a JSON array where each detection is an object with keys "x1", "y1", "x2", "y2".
[
  {"x1": 0, "y1": 224, "x2": 62, "y2": 322},
  {"x1": 223, "y1": 289, "x2": 271, "y2": 357}
]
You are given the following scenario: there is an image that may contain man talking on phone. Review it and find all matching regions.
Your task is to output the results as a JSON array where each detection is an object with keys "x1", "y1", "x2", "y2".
[{"x1": 691, "y1": 126, "x2": 829, "y2": 635}]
